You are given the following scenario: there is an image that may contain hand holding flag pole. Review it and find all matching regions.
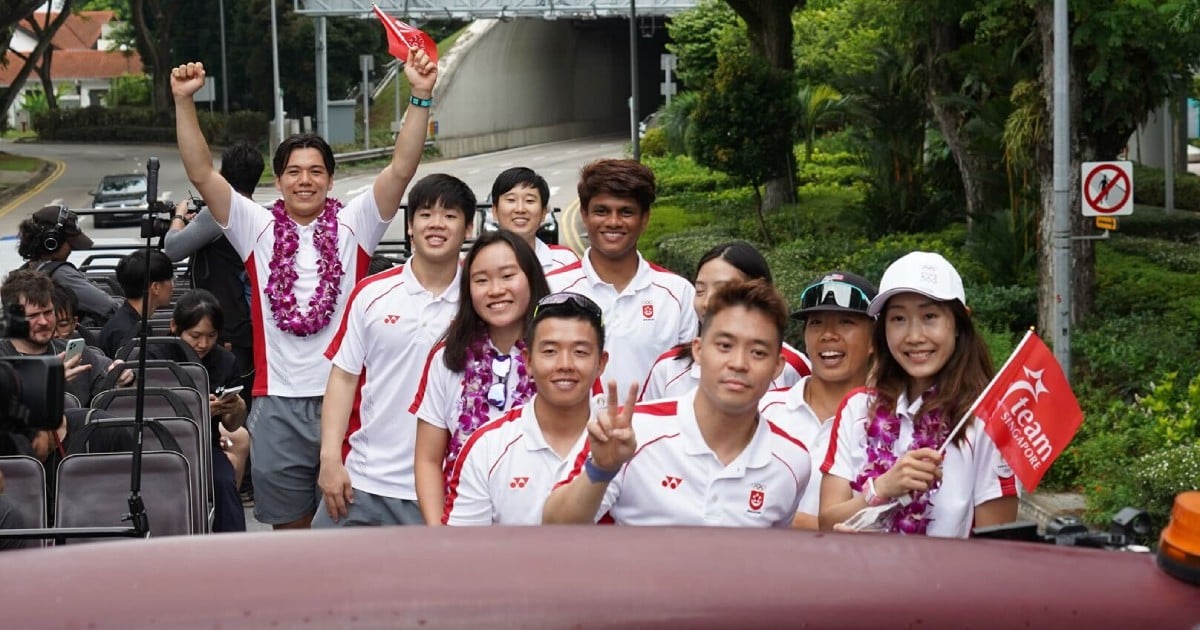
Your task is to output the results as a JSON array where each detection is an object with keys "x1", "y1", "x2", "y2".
[
  {"x1": 839, "y1": 329, "x2": 1084, "y2": 532},
  {"x1": 372, "y1": 4, "x2": 439, "y2": 65}
]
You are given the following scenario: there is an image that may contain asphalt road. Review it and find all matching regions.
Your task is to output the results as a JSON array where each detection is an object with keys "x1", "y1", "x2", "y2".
[{"x1": 0, "y1": 135, "x2": 623, "y2": 274}]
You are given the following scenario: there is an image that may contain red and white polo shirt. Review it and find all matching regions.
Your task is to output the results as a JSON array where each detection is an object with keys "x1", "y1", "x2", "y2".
[
  {"x1": 556, "y1": 389, "x2": 810, "y2": 527},
  {"x1": 757, "y1": 377, "x2": 829, "y2": 516},
  {"x1": 641, "y1": 341, "x2": 812, "y2": 402},
  {"x1": 821, "y1": 389, "x2": 1020, "y2": 538},
  {"x1": 443, "y1": 400, "x2": 589, "y2": 525},
  {"x1": 324, "y1": 262, "x2": 460, "y2": 500},
  {"x1": 534, "y1": 239, "x2": 580, "y2": 274},
  {"x1": 222, "y1": 188, "x2": 388, "y2": 397},
  {"x1": 547, "y1": 251, "x2": 697, "y2": 397},
  {"x1": 409, "y1": 341, "x2": 532, "y2": 469}
]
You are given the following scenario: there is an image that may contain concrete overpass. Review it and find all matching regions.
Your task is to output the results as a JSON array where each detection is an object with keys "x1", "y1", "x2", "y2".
[{"x1": 297, "y1": 0, "x2": 695, "y2": 157}]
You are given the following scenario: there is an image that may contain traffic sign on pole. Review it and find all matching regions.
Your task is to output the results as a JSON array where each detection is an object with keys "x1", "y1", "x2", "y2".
[{"x1": 1081, "y1": 161, "x2": 1133, "y2": 216}]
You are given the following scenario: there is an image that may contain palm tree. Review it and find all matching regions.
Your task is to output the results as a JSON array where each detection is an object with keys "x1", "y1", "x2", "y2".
[{"x1": 796, "y1": 83, "x2": 846, "y2": 162}]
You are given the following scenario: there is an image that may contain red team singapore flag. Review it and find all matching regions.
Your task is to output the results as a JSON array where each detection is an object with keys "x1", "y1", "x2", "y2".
[
  {"x1": 372, "y1": 4, "x2": 439, "y2": 64},
  {"x1": 941, "y1": 330, "x2": 1084, "y2": 492}
]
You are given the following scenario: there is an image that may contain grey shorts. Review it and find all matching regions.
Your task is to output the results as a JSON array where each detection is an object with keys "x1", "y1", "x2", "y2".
[
  {"x1": 311, "y1": 489, "x2": 424, "y2": 528},
  {"x1": 248, "y1": 395, "x2": 322, "y2": 524}
]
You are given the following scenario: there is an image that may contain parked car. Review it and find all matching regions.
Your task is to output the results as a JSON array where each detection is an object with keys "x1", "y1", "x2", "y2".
[{"x1": 90, "y1": 173, "x2": 147, "y2": 228}]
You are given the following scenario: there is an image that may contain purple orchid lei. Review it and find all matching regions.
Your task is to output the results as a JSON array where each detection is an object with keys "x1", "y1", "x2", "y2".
[
  {"x1": 265, "y1": 197, "x2": 344, "y2": 337},
  {"x1": 852, "y1": 397, "x2": 948, "y2": 535},
  {"x1": 443, "y1": 332, "x2": 537, "y2": 477}
]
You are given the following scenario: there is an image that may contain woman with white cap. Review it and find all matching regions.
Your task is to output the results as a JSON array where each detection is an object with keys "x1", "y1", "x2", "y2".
[{"x1": 818, "y1": 251, "x2": 1018, "y2": 537}]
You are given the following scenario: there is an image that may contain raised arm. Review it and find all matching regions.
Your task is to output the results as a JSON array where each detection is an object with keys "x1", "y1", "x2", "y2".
[
  {"x1": 162, "y1": 203, "x2": 222, "y2": 262},
  {"x1": 171, "y1": 62, "x2": 233, "y2": 226},
  {"x1": 371, "y1": 47, "x2": 438, "y2": 220}
]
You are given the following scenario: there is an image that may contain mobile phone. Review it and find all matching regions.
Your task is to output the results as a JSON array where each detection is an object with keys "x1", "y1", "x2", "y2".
[
  {"x1": 216, "y1": 385, "x2": 244, "y2": 400},
  {"x1": 64, "y1": 338, "x2": 86, "y2": 363}
]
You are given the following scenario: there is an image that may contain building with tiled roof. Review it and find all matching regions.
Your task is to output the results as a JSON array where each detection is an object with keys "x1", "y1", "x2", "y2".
[{"x1": 3, "y1": 9, "x2": 144, "y2": 130}]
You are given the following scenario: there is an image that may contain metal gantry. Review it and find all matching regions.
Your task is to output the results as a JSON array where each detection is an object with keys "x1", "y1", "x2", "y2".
[{"x1": 294, "y1": 0, "x2": 697, "y2": 18}]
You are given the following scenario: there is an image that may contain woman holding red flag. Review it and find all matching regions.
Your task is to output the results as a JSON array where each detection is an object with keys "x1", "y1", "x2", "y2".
[{"x1": 818, "y1": 252, "x2": 1018, "y2": 537}]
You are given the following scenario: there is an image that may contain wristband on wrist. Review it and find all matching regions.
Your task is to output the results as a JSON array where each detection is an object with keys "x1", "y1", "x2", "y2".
[
  {"x1": 409, "y1": 94, "x2": 433, "y2": 108},
  {"x1": 865, "y1": 477, "x2": 889, "y2": 507},
  {"x1": 172, "y1": 215, "x2": 188, "y2": 225},
  {"x1": 583, "y1": 455, "x2": 618, "y2": 484}
]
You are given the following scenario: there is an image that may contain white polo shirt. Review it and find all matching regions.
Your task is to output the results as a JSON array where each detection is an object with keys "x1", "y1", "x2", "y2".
[
  {"x1": 534, "y1": 239, "x2": 580, "y2": 274},
  {"x1": 821, "y1": 389, "x2": 1019, "y2": 538},
  {"x1": 547, "y1": 251, "x2": 697, "y2": 396},
  {"x1": 409, "y1": 341, "x2": 532, "y2": 470},
  {"x1": 757, "y1": 377, "x2": 830, "y2": 516},
  {"x1": 222, "y1": 188, "x2": 389, "y2": 397},
  {"x1": 323, "y1": 262, "x2": 460, "y2": 500},
  {"x1": 443, "y1": 400, "x2": 588, "y2": 525},
  {"x1": 641, "y1": 341, "x2": 812, "y2": 402},
  {"x1": 556, "y1": 389, "x2": 810, "y2": 527}
]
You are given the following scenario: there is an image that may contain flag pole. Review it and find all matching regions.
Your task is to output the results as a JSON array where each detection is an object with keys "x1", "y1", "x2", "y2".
[{"x1": 937, "y1": 329, "x2": 1035, "y2": 454}]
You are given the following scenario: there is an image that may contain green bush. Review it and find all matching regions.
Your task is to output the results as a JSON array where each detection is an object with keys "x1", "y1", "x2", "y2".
[
  {"x1": 1107, "y1": 235, "x2": 1200, "y2": 273},
  {"x1": 644, "y1": 154, "x2": 731, "y2": 193},
  {"x1": 1120, "y1": 205, "x2": 1200, "y2": 241},
  {"x1": 970, "y1": 284, "x2": 1038, "y2": 335},
  {"x1": 796, "y1": 149, "x2": 869, "y2": 187},
  {"x1": 978, "y1": 324, "x2": 1018, "y2": 374},
  {"x1": 1094, "y1": 246, "x2": 1200, "y2": 326},
  {"x1": 1127, "y1": 445, "x2": 1200, "y2": 535},
  {"x1": 1133, "y1": 164, "x2": 1200, "y2": 212},
  {"x1": 840, "y1": 226, "x2": 981, "y2": 288},
  {"x1": 640, "y1": 127, "x2": 669, "y2": 157},
  {"x1": 223, "y1": 110, "x2": 269, "y2": 145},
  {"x1": 1073, "y1": 313, "x2": 1200, "y2": 397},
  {"x1": 32, "y1": 105, "x2": 264, "y2": 146},
  {"x1": 653, "y1": 226, "x2": 742, "y2": 278}
]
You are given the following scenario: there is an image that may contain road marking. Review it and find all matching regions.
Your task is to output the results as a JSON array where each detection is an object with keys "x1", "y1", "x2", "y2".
[
  {"x1": 561, "y1": 197, "x2": 585, "y2": 255},
  {"x1": 0, "y1": 157, "x2": 66, "y2": 218}
]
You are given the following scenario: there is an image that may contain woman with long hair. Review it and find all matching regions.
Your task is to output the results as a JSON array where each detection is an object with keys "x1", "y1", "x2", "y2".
[
  {"x1": 640, "y1": 241, "x2": 810, "y2": 401},
  {"x1": 818, "y1": 252, "x2": 1018, "y2": 537},
  {"x1": 411, "y1": 230, "x2": 550, "y2": 525},
  {"x1": 170, "y1": 289, "x2": 250, "y2": 532}
]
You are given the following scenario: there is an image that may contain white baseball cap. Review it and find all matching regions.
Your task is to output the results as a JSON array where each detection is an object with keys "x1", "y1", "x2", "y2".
[{"x1": 867, "y1": 251, "x2": 966, "y2": 317}]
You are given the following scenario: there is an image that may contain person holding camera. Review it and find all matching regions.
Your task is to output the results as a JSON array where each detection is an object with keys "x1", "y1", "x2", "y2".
[
  {"x1": 17, "y1": 205, "x2": 123, "y2": 326},
  {"x1": 163, "y1": 141, "x2": 264, "y2": 390},
  {"x1": 0, "y1": 270, "x2": 132, "y2": 405}
]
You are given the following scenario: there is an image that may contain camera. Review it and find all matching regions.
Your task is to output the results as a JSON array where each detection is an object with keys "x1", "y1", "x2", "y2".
[
  {"x1": 0, "y1": 302, "x2": 29, "y2": 340},
  {"x1": 188, "y1": 197, "x2": 206, "y2": 213},
  {"x1": 0, "y1": 305, "x2": 65, "y2": 448},
  {"x1": 973, "y1": 509, "x2": 1153, "y2": 551},
  {"x1": 0, "y1": 357, "x2": 64, "y2": 436},
  {"x1": 140, "y1": 199, "x2": 177, "y2": 240}
]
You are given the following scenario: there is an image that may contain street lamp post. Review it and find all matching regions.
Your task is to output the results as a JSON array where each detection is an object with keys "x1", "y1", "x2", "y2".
[
  {"x1": 219, "y1": 0, "x2": 229, "y2": 116},
  {"x1": 269, "y1": 0, "x2": 285, "y2": 147}
]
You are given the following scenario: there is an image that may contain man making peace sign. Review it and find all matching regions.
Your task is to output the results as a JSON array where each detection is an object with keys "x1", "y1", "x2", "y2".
[{"x1": 542, "y1": 280, "x2": 811, "y2": 527}]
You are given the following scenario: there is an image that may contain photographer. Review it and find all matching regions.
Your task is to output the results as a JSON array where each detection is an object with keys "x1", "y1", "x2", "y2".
[
  {"x1": 0, "y1": 270, "x2": 132, "y2": 405},
  {"x1": 163, "y1": 141, "x2": 263, "y2": 389},
  {"x1": 17, "y1": 205, "x2": 123, "y2": 326}
]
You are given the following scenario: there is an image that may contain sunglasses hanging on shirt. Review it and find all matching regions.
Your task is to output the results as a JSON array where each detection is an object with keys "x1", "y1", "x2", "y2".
[{"x1": 486, "y1": 355, "x2": 511, "y2": 409}]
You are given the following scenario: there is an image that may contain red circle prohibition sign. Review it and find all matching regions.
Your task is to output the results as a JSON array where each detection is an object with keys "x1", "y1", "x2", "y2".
[{"x1": 1084, "y1": 165, "x2": 1130, "y2": 214}]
